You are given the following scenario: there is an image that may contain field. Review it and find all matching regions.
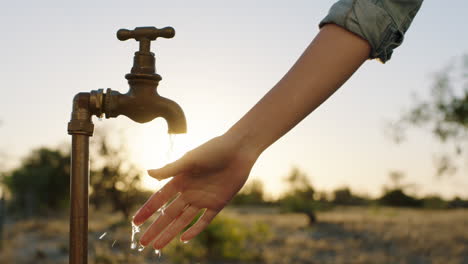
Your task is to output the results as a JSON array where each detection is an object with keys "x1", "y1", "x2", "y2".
[{"x1": 1, "y1": 206, "x2": 468, "y2": 264}]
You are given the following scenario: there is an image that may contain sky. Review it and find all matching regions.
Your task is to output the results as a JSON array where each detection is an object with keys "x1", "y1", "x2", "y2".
[{"x1": 1, "y1": 1, "x2": 468, "y2": 199}]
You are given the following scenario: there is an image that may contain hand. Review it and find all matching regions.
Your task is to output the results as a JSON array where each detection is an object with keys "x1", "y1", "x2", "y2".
[{"x1": 133, "y1": 134, "x2": 259, "y2": 250}]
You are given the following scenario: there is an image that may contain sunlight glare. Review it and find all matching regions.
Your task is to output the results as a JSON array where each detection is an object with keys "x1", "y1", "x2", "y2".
[{"x1": 130, "y1": 119, "x2": 207, "y2": 191}]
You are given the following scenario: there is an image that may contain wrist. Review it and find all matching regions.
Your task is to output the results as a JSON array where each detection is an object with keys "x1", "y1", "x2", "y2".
[{"x1": 223, "y1": 125, "x2": 264, "y2": 162}]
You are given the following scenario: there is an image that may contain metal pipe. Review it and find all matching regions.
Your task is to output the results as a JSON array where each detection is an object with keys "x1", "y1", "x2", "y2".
[
  {"x1": 70, "y1": 134, "x2": 90, "y2": 264},
  {"x1": 68, "y1": 92, "x2": 93, "y2": 264}
]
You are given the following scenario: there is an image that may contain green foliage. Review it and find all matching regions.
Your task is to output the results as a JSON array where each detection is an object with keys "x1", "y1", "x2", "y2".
[
  {"x1": 89, "y1": 129, "x2": 143, "y2": 219},
  {"x1": 421, "y1": 195, "x2": 448, "y2": 209},
  {"x1": 332, "y1": 187, "x2": 369, "y2": 206},
  {"x1": 392, "y1": 55, "x2": 468, "y2": 176},
  {"x1": 278, "y1": 167, "x2": 328, "y2": 225},
  {"x1": 280, "y1": 194, "x2": 318, "y2": 224},
  {"x1": 1, "y1": 126, "x2": 145, "y2": 219},
  {"x1": 379, "y1": 189, "x2": 422, "y2": 208},
  {"x1": 448, "y1": 197, "x2": 468, "y2": 208},
  {"x1": 165, "y1": 215, "x2": 271, "y2": 263},
  {"x1": 231, "y1": 179, "x2": 266, "y2": 206},
  {"x1": 3, "y1": 147, "x2": 70, "y2": 215}
]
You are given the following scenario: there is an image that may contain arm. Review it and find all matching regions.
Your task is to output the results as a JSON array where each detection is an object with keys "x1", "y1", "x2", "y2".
[
  {"x1": 227, "y1": 24, "x2": 370, "y2": 156},
  {"x1": 134, "y1": 24, "x2": 370, "y2": 250}
]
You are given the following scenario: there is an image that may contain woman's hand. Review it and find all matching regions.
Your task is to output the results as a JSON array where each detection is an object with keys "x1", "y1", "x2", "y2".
[{"x1": 133, "y1": 133, "x2": 259, "y2": 250}]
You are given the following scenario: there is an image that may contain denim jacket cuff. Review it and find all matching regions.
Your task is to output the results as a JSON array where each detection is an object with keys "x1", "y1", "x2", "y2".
[{"x1": 319, "y1": 0, "x2": 421, "y2": 63}]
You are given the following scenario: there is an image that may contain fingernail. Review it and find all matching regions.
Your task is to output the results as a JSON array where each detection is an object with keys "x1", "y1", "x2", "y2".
[{"x1": 132, "y1": 216, "x2": 141, "y2": 226}]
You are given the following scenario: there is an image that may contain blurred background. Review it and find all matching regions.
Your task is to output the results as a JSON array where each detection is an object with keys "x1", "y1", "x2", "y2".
[{"x1": 1, "y1": 0, "x2": 468, "y2": 263}]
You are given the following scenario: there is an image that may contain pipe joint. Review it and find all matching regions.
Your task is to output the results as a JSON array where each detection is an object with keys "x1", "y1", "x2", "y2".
[{"x1": 68, "y1": 92, "x2": 94, "y2": 136}]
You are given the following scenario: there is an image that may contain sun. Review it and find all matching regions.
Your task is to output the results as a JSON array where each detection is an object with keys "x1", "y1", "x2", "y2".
[{"x1": 129, "y1": 119, "x2": 210, "y2": 191}]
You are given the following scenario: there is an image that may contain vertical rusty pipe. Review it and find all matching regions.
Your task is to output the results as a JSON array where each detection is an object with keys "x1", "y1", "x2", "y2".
[
  {"x1": 68, "y1": 92, "x2": 94, "y2": 264},
  {"x1": 70, "y1": 134, "x2": 89, "y2": 264}
]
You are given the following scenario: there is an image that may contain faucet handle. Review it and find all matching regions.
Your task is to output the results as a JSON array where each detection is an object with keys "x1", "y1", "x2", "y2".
[
  {"x1": 117, "y1": 27, "x2": 175, "y2": 53},
  {"x1": 117, "y1": 26, "x2": 175, "y2": 77}
]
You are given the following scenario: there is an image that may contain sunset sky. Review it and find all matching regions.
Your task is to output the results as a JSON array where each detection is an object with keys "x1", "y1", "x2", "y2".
[{"x1": 1, "y1": 1, "x2": 468, "y2": 198}]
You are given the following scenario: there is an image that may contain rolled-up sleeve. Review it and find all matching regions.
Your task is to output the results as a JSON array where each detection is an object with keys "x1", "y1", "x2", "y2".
[{"x1": 319, "y1": 0, "x2": 423, "y2": 63}]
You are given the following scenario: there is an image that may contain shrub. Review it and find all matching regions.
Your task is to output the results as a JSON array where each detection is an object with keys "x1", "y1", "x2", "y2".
[
  {"x1": 231, "y1": 179, "x2": 266, "y2": 206},
  {"x1": 165, "y1": 215, "x2": 271, "y2": 263},
  {"x1": 448, "y1": 197, "x2": 468, "y2": 208},
  {"x1": 278, "y1": 167, "x2": 331, "y2": 225},
  {"x1": 422, "y1": 195, "x2": 448, "y2": 209}
]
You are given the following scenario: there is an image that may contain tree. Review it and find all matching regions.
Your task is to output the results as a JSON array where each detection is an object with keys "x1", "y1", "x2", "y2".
[
  {"x1": 379, "y1": 171, "x2": 422, "y2": 207},
  {"x1": 279, "y1": 167, "x2": 321, "y2": 225},
  {"x1": 379, "y1": 189, "x2": 422, "y2": 208},
  {"x1": 231, "y1": 179, "x2": 266, "y2": 206},
  {"x1": 332, "y1": 187, "x2": 368, "y2": 206},
  {"x1": 3, "y1": 147, "x2": 70, "y2": 216},
  {"x1": 389, "y1": 55, "x2": 468, "y2": 176},
  {"x1": 89, "y1": 127, "x2": 144, "y2": 219}
]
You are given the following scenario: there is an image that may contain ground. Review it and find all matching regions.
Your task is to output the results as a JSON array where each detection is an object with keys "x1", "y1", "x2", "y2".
[{"x1": 1, "y1": 206, "x2": 467, "y2": 264}]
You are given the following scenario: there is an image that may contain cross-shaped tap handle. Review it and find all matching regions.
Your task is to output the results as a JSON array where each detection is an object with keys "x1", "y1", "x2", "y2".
[{"x1": 117, "y1": 26, "x2": 175, "y2": 53}]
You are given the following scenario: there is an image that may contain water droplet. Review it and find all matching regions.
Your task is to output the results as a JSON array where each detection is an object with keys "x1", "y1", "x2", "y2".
[
  {"x1": 130, "y1": 219, "x2": 141, "y2": 250},
  {"x1": 138, "y1": 244, "x2": 145, "y2": 252},
  {"x1": 154, "y1": 249, "x2": 162, "y2": 258},
  {"x1": 99, "y1": 232, "x2": 107, "y2": 240},
  {"x1": 182, "y1": 240, "x2": 189, "y2": 244},
  {"x1": 112, "y1": 240, "x2": 117, "y2": 247},
  {"x1": 157, "y1": 206, "x2": 166, "y2": 215}
]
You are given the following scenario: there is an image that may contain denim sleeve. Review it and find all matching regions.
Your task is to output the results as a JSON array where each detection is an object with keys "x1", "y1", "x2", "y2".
[{"x1": 319, "y1": 0, "x2": 423, "y2": 63}]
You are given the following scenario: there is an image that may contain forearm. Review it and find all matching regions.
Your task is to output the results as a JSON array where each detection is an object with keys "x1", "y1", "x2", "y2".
[{"x1": 225, "y1": 24, "x2": 371, "y2": 156}]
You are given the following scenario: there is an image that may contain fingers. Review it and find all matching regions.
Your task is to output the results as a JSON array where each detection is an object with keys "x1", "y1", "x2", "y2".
[
  {"x1": 180, "y1": 209, "x2": 218, "y2": 242},
  {"x1": 152, "y1": 206, "x2": 200, "y2": 249},
  {"x1": 148, "y1": 154, "x2": 193, "y2": 181},
  {"x1": 133, "y1": 180, "x2": 179, "y2": 226},
  {"x1": 139, "y1": 196, "x2": 187, "y2": 247}
]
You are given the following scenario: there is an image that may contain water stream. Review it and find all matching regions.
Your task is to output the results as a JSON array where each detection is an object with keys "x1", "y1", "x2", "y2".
[
  {"x1": 126, "y1": 133, "x2": 187, "y2": 259},
  {"x1": 99, "y1": 232, "x2": 107, "y2": 240},
  {"x1": 130, "y1": 220, "x2": 140, "y2": 250},
  {"x1": 154, "y1": 249, "x2": 161, "y2": 258}
]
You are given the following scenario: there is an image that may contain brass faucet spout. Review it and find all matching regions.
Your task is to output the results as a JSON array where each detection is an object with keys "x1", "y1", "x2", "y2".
[
  {"x1": 103, "y1": 82, "x2": 187, "y2": 133},
  {"x1": 156, "y1": 96, "x2": 187, "y2": 134}
]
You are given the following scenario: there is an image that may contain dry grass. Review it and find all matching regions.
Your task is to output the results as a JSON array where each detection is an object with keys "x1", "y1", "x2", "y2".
[
  {"x1": 1, "y1": 207, "x2": 467, "y2": 264},
  {"x1": 232, "y1": 207, "x2": 468, "y2": 264}
]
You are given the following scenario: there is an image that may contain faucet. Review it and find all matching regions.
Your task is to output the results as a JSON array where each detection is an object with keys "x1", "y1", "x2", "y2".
[{"x1": 67, "y1": 26, "x2": 187, "y2": 264}]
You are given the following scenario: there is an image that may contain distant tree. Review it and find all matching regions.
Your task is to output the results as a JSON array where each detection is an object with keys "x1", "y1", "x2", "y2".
[
  {"x1": 382, "y1": 170, "x2": 418, "y2": 194},
  {"x1": 3, "y1": 147, "x2": 70, "y2": 216},
  {"x1": 332, "y1": 187, "x2": 368, "y2": 206},
  {"x1": 389, "y1": 55, "x2": 468, "y2": 177},
  {"x1": 379, "y1": 189, "x2": 422, "y2": 208},
  {"x1": 379, "y1": 171, "x2": 422, "y2": 207},
  {"x1": 279, "y1": 167, "x2": 325, "y2": 225},
  {"x1": 89, "y1": 128, "x2": 143, "y2": 219},
  {"x1": 448, "y1": 196, "x2": 468, "y2": 208},
  {"x1": 421, "y1": 195, "x2": 448, "y2": 209},
  {"x1": 231, "y1": 179, "x2": 265, "y2": 206}
]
